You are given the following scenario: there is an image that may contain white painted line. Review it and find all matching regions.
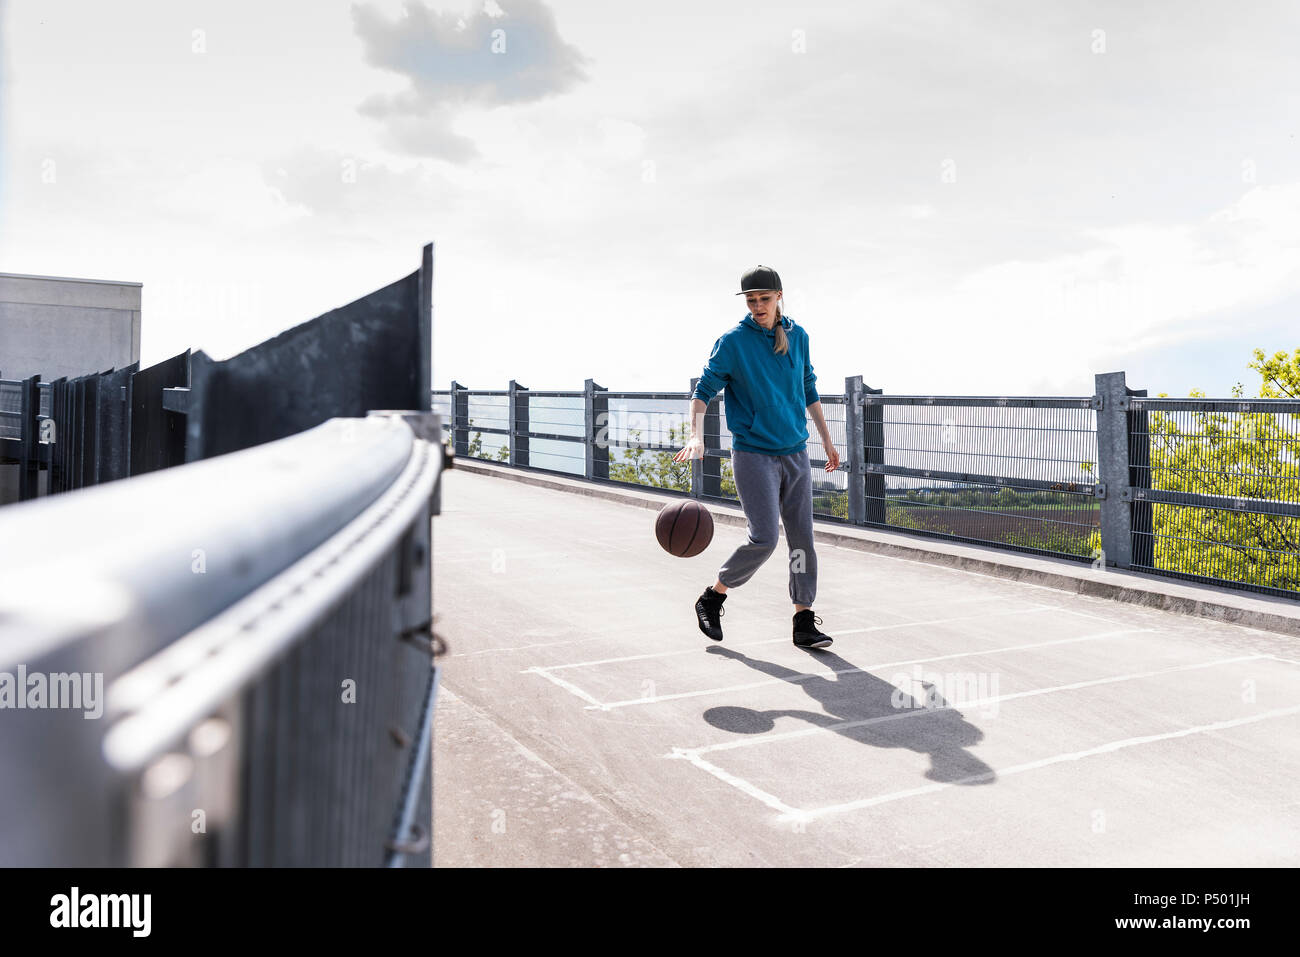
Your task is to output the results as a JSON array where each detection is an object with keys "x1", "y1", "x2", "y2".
[
  {"x1": 530, "y1": 636, "x2": 791, "y2": 672},
  {"x1": 1045, "y1": 605, "x2": 1133, "y2": 627},
  {"x1": 522, "y1": 667, "x2": 610, "y2": 710},
  {"x1": 667, "y1": 747, "x2": 801, "y2": 817},
  {"x1": 594, "y1": 627, "x2": 1158, "y2": 710},
  {"x1": 830, "y1": 603, "x2": 1063, "y2": 637},
  {"x1": 453, "y1": 635, "x2": 612, "y2": 658},
  {"x1": 458, "y1": 596, "x2": 1015, "y2": 660},
  {"x1": 534, "y1": 603, "x2": 1062, "y2": 674},
  {"x1": 672, "y1": 654, "x2": 1268, "y2": 761},
  {"x1": 772, "y1": 703, "x2": 1300, "y2": 824},
  {"x1": 1266, "y1": 654, "x2": 1300, "y2": 667}
]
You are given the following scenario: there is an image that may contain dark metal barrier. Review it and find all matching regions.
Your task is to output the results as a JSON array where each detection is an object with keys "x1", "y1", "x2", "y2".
[{"x1": 1, "y1": 243, "x2": 434, "y2": 499}]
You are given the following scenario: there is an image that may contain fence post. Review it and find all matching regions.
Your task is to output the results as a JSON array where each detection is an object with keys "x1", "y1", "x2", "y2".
[
  {"x1": 585, "y1": 378, "x2": 608, "y2": 481},
  {"x1": 450, "y1": 380, "x2": 469, "y2": 458},
  {"x1": 1095, "y1": 371, "x2": 1136, "y2": 569},
  {"x1": 863, "y1": 382, "x2": 885, "y2": 524},
  {"x1": 688, "y1": 378, "x2": 703, "y2": 499},
  {"x1": 91, "y1": 370, "x2": 109, "y2": 485},
  {"x1": 844, "y1": 375, "x2": 866, "y2": 525},
  {"x1": 508, "y1": 379, "x2": 529, "y2": 468},
  {"x1": 105, "y1": 365, "x2": 136, "y2": 482},
  {"x1": 50, "y1": 378, "x2": 63, "y2": 493},
  {"x1": 18, "y1": 374, "x2": 40, "y2": 500},
  {"x1": 703, "y1": 385, "x2": 721, "y2": 499},
  {"x1": 1127, "y1": 382, "x2": 1153, "y2": 569},
  {"x1": 75, "y1": 375, "x2": 89, "y2": 490},
  {"x1": 418, "y1": 243, "x2": 433, "y2": 412},
  {"x1": 64, "y1": 377, "x2": 75, "y2": 491}
]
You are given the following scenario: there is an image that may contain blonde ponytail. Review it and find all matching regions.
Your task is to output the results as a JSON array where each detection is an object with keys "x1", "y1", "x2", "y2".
[{"x1": 773, "y1": 293, "x2": 789, "y2": 355}]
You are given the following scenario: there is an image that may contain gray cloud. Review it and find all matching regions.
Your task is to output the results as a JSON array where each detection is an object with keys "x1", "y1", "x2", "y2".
[{"x1": 351, "y1": 0, "x2": 591, "y2": 160}]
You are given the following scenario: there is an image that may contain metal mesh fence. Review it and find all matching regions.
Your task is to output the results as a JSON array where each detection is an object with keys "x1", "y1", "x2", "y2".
[
  {"x1": 1126, "y1": 397, "x2": 1300, "y2": 598},
  {"x1": 865, "y1": 397, "x2": 1101, "y2": 560}
]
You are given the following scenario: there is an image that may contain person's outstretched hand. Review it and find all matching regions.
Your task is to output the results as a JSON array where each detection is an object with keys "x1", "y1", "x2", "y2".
[
  {"x1": 673, "y1": 435, "x2": 705, "y2": 463},
  {"x1": 822, "y1": 439, "x2": 841, "y2": 472}
]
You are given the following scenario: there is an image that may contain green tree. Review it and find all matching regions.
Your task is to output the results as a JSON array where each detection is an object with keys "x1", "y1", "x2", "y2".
[{"x1": 1249, "y1": 346, "x2": 1300, "y2": 398}]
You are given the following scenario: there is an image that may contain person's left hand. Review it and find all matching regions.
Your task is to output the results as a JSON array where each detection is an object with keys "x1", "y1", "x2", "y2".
[{"x1": 822, "y1": 439, "x2": 841, "y2": 472}]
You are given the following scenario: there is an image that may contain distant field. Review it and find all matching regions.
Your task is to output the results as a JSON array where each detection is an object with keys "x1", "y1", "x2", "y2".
[{"x1": 886, "y1": 502, "x2": 1100, "y2": 554}]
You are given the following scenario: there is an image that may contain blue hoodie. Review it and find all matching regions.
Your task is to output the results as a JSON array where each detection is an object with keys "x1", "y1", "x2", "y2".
[{"x1": 691, "y1": 313, "x2": 820, "y2": 456}]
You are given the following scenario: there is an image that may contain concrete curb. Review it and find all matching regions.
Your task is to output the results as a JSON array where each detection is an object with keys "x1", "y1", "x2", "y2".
[{"x1": 449, "y1": 458, "x2": 1300, "y2": 638}]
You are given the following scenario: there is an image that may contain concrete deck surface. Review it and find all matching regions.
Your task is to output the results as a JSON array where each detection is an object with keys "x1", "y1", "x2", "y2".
[{"x1": 432, "y1": 466, "x2": 1300, "y2": 867}]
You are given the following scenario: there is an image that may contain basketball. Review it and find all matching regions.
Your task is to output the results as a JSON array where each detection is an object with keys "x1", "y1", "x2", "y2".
[{"x1": 655, "y1": 500, "x2": 713, "y2": 558}]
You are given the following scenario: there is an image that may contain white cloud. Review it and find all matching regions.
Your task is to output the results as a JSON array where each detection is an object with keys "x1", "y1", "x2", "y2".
[
  {"x1": 596, "y1": 118, "x2": 646, "y2": 161},
  {"x1": 155, "y1": 160, "x2": 311, "y2": 232},
  {"x1": 844, "y1": 182, "x2": 1300, "y2": 394}
]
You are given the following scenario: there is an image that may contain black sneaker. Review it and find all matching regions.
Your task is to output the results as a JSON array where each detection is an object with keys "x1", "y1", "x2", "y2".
[
  {"x1": 793, "y1": 610, "x2": 832, "y2": 649},
  {"x1": 695, "y1": 586, "x2": 726, "y2": 640}
]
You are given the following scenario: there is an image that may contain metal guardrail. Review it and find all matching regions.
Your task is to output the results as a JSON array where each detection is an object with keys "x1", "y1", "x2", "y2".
[
  {"x1": 434, "y1": 371, "x2": 1300, "y2": 601},
  {"x1": 0, "y1": 243, "x2": 444, "y2": 867},
  {"x1": 0, "y1": 411, "x2": 445, "y2": 866}
]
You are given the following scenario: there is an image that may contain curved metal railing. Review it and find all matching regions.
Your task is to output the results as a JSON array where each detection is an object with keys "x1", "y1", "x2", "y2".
[{"x1": 0, "y1": 411, "x2": 444, "y2": 866}]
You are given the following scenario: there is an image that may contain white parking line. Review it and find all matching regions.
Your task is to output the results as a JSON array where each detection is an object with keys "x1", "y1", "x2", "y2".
[
  {"x1": 770, "y1": 703, "x2": 1300, "y2": 825},
  {"x1": 663, "y1": 654, "x2": 1285, "y2": 824},
  {"x1": 667, "y1": 749, "x2": 801, "y2": 817},
  {"x1": 522, "y1": 667, "x2": 607, "y2": 709},
  {"x1": 593, "y1": 627, "x2": 1159, "y2": 710},
  {"x1": 674, "y1": 653, "x2": 1264, "y2": 757},
  {"x1": 450, "y1": 594, "x2": 1015, "y2": 659},
  {"x1": 530, "y1": 603, "x2": 1063, "y2": 676}
]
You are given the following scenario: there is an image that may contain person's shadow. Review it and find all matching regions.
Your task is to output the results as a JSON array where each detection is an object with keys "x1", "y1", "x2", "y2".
[{"x1": 704, "y1": 645, "x2": 996, "y2": 785}]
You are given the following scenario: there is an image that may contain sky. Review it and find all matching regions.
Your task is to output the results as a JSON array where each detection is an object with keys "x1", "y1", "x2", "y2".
[{"x1": 1, "y1": 0, "x2": 1298, "y2": 400}]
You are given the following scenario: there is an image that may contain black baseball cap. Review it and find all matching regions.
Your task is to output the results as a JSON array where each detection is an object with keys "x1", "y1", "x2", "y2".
[{"x1": 736, "y1": 265, "x2": 782, "y2": 295}]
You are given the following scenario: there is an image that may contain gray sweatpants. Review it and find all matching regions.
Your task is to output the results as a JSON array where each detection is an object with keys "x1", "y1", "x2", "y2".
[{"x1": 718, "y1": 447, "x2": 818, "y2": 606}]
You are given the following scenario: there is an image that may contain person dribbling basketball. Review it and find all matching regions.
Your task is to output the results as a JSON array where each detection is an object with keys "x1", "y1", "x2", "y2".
[{"x1": 672, "y1": 265, "x2": 840, "y2": 649}]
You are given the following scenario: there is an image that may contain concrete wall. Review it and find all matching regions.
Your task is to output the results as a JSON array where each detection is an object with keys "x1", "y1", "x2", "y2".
[{"x1": 0, "y1": 272, "x2": 142, "y2": 381}]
